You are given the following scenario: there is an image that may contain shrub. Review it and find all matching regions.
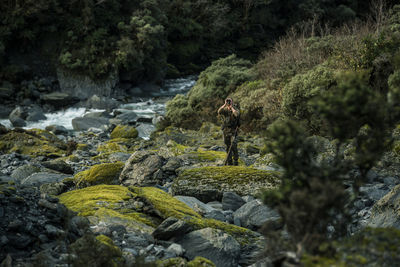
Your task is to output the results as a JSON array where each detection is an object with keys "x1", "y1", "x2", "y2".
[{"x1": 282, "y1": 64, "x2": 336, "y2": 130}]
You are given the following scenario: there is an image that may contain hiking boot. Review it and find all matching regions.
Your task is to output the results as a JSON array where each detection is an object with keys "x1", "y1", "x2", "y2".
[{"x1": 233, "y1": 161, "x2": 238, "y2": 166}]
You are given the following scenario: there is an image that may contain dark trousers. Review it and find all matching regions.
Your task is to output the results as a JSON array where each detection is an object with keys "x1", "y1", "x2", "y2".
[{"x1": 223, "y1": 130, "x2": 238, "y2": 165}]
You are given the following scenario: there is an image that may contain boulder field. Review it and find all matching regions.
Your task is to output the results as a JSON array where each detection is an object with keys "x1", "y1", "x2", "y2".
[{"x1": 1, "y1": 123, "x2": 400, "y2": 266}]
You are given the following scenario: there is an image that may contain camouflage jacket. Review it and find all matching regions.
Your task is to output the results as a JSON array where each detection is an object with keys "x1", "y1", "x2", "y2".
[{"x1": 219, "y1": 104, "x2": 240, "y2": 131}]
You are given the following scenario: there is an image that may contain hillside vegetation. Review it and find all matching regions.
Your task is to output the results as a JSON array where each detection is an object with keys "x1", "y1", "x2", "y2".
[
  {"x1": 164, "y1": 3, "x2": 400, "y2": 261},
  {"x1": 0, "y1": 0, "x2": 380, "y2": 82}
]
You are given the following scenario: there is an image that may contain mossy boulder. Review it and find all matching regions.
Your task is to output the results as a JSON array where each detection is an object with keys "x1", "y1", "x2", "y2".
[
  {"x1": 94, "y1": 138, "x2": 138, "y2": 162},
  {"x1": 69, "y1": 234, "x2": 123, "y2": 267},
  {"x1": 58, "y1": 185, "x2": 156, "y2": 233},
  {"x1": 171, "y1": 166, "x2": 280, "y2": 202},
  {"x1": 156, "y1": 256, "x2": 215, "y2": 267},
  {"x1": 0, "y1": 129, "x2": 66, "y2": 157},
  {"x1": 59, "y1": 185, "x2": 261, "y2": 248},
  {"x1": 110, "y1": 125, "x2": 138, "y2": 139},
  {"x1": 161, "y1": 140, "x2": 226, "y2": 165},
  {"x1": 74, "y1": 162, "x2": 125, "y2": 187},
  {"x1": 130, "y1": 186, "x2": 262, "y2": 247},
  {"x1": 368, "y1": 184, "x2": 400, "y2": 228}
]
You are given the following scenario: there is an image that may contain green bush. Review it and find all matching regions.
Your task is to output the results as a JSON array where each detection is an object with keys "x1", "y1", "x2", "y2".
[
  {"x1": 282, "y1": 64, "x2": 336, "y2": 129},
  {"x1": 165, "y1": 94, "x2": 196, "y2": 128}
]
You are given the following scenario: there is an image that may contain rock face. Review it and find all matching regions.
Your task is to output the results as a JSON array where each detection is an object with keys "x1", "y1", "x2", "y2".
[
  {"x1": 119, "y1": 151, "x2": 164, "y2": 186},
  {"x1": 222, "y1": 191, "x2": 246, "y2": 211},
  {"x1": 152, "y1": 217, "x2": 193, "y2": 241},
  {"x1": 72, "y1": 117, "x2": 110, "y2": 131},
  {"x1": 85, "y1": 95, "x2": 119, "y2": 110},
  {"x1": 9, "y1": 106, "x2": 27, "y2": 127},
  {"x1": 233, "y1": 199, "x2": 280, "y2": 230},
  {"x1": 57, "y1": 68, "x2": 118, "y2": 100},
  {"x1": 11, "y1": 165, "x2": 41, "y2": 183},
  {"x1": 172, "y1": 166, "x2": 280, "y2": 202},
  {"x1": 177, "y1": 227, "x2": 241, "y2": 267},
  {"x1": 175, "y1": 196, "x2": 216, "y2": 215},
  {"x1": 368, "y1": 184, "x2": 400, "y2": 228}
]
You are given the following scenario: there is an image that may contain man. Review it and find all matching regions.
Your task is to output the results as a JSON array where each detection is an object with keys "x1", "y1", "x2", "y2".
[{"x1": 218, "y1": 97, "x2": 240, "y2": 166}]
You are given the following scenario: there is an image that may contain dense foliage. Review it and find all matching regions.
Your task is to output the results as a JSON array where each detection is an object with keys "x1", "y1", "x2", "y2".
[
  {"x1": 0, "y1": 0, "x2": 384, "y2": 82},
  {"x1": 164, "y1": 3, "x2": 400, "y2": 260}
]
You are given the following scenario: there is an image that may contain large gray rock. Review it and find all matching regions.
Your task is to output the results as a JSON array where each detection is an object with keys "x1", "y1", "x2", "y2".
[
  {"x1": 57, "y1": 68, "x2": 118, "y2": 100},
  {"x1": 174, "y1": 196, "x2": 215, "y2": 215},
  {"x1": 113, "y1": 112, "x2": 138, "y2": 125},
  {"x1": 26, "y1": 108, "x2": 46, "y2": 122},
  {"x1": 9, "y1": 106, "x2": 27, "y2": 127},
  {"x1": 41, "y1": 160, "x2": 73, "y2": 174},
  {"x1": 152, "y1": 217, "x2": 193, "y2": 241},
  {"x1": 177, "y1": 227, "x2": 241, "y2": 267},
  {"x1": 41, "y1": 92, "x2": 79, "y2": 107},
  {"x1": 233, "y1": 199, "x2": 280, "y2": 230},
  {"x1": 222, "y1": 191, "x2": 246, "y2": 211},
  {"x1": 11, "y1": 165, "x2": 41, "y2": 183},
  {"x1": 83, "y1": 111, "x2": 112, "y2": 119},
  {"x1": 71, "y1": 117, "x2": 109, "y2": 131},
  {"x1": 45, "y1": 125, "x2": 69, "y2": 135},
  {"x1": 368, "y1": 184, "x2": 400, "y2": 228},
  {"x1": 119, "y1": 151, "x2": 164, "y2": 186},
  {"x1": 21, "y1": 172, "x2": 70, "y2": 187},
  {"x1": 85, "y1": 95, "x2": 119, "y2": 110},
  {"x1": 359, "y1": 183, "x2": 391, "y2": 202}
]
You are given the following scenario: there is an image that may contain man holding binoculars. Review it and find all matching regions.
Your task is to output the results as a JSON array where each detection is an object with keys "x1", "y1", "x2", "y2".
[{"x1": 217, "y1": 97, "x2": 240, "y2": 166}]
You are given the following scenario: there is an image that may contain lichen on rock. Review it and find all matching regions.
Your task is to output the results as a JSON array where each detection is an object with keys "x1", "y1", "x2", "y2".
[
  {"x1": 171, "y1": 166, "x2": 280, "y2": 202},
  {"x1": 110, "y1": 125, "x2": 138, "y2": 139},
  {"x1": 74, "y1": 162, "x2": 124, "y2": 187},
  {"x1": 58, "y1": 185, "x2": 155, "y2": 232},
  {"x1": 0, "y1": 129, "x2": 66, "y2": 157}
]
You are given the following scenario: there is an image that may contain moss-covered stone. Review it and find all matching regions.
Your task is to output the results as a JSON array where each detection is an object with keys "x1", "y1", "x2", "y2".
[
  {"x1": 156, "y1": 256, "x2": 215, "y2": 267},
  {"x1": 69, "y1": 234, "x2": 123, "y2": 267},
  {"x1": 0, "y1": 129, "x2": 66, "y2": 157},
  {"x1": 110, "y1": 125, "x2": 138, "y2": 139},
  {"x1": 188, "y1": 256, "x2": 216, "y2": 267},
  {"x1": 172, "y1": 166, "x2": 280, "y2": 201},
  {"x1": 130, "y1": 186, "x2": 260, "y2": 246},
  {"x1": 96, "y1": 235, "x2": 122, "y2": 257},
  {"x1": 58, "y1": 185, "x2": 155, "y2": 232},
  {"x1": 74, "y1": 162, "x2": 124, "y2": 187}
]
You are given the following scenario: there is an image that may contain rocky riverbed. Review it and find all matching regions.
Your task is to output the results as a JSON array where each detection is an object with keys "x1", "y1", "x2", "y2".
[{"x1": 1, "y1": 120, "x2": 400, "y2": 266}]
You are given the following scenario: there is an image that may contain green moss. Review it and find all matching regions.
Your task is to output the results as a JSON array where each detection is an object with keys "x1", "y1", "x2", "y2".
[
  {"x1": 74, "y1": 162, "x2": 124, "y2": 187},
  {"x1": 165, "y1": 140, "x2": 228, "y2": 163},
  {"x1": 77, "y1": 143, "x2": 89, "y2": 151},
  {"x1": 188, "y1": 257, "x2": 216, "y2": 267},
  {"x1": 58, "y1": 185, "x2": 156, "y2": 232},
  {"x1": 96, "y1": 235, "x2": 122, "y2": 257},
  {"x1": 130, "y1": 186, "x2": 201, "y2": 219},
  {"x1": 59, "y1": 185, "x2": 133, "y2": 215},
  {"x1": 130, "y1": 186, "x2": 258, "y2": 246},
  {"x1": 156, "y1": 257, "x2": 187, "y2": 267},
  {"x1": 110, "y1": 125, "x2": 138, "y2": 139},
  {"x1": 0, "y1": 129, "x2": 66, "y2": 157},
  {"x1": 94, "y1": 138, "x2": 138, "y2": 162},
  {"x1": 156, "y1": 257, "x2": 215, "y2": 267},
  {"x1": 173, "y1": 166, "x2": 280, "y2": 198}
]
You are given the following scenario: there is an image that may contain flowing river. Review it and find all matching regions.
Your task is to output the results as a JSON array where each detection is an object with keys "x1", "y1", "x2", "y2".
[{"x1": 0, "y1": 76, "x2": 196, "y2": 139}]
